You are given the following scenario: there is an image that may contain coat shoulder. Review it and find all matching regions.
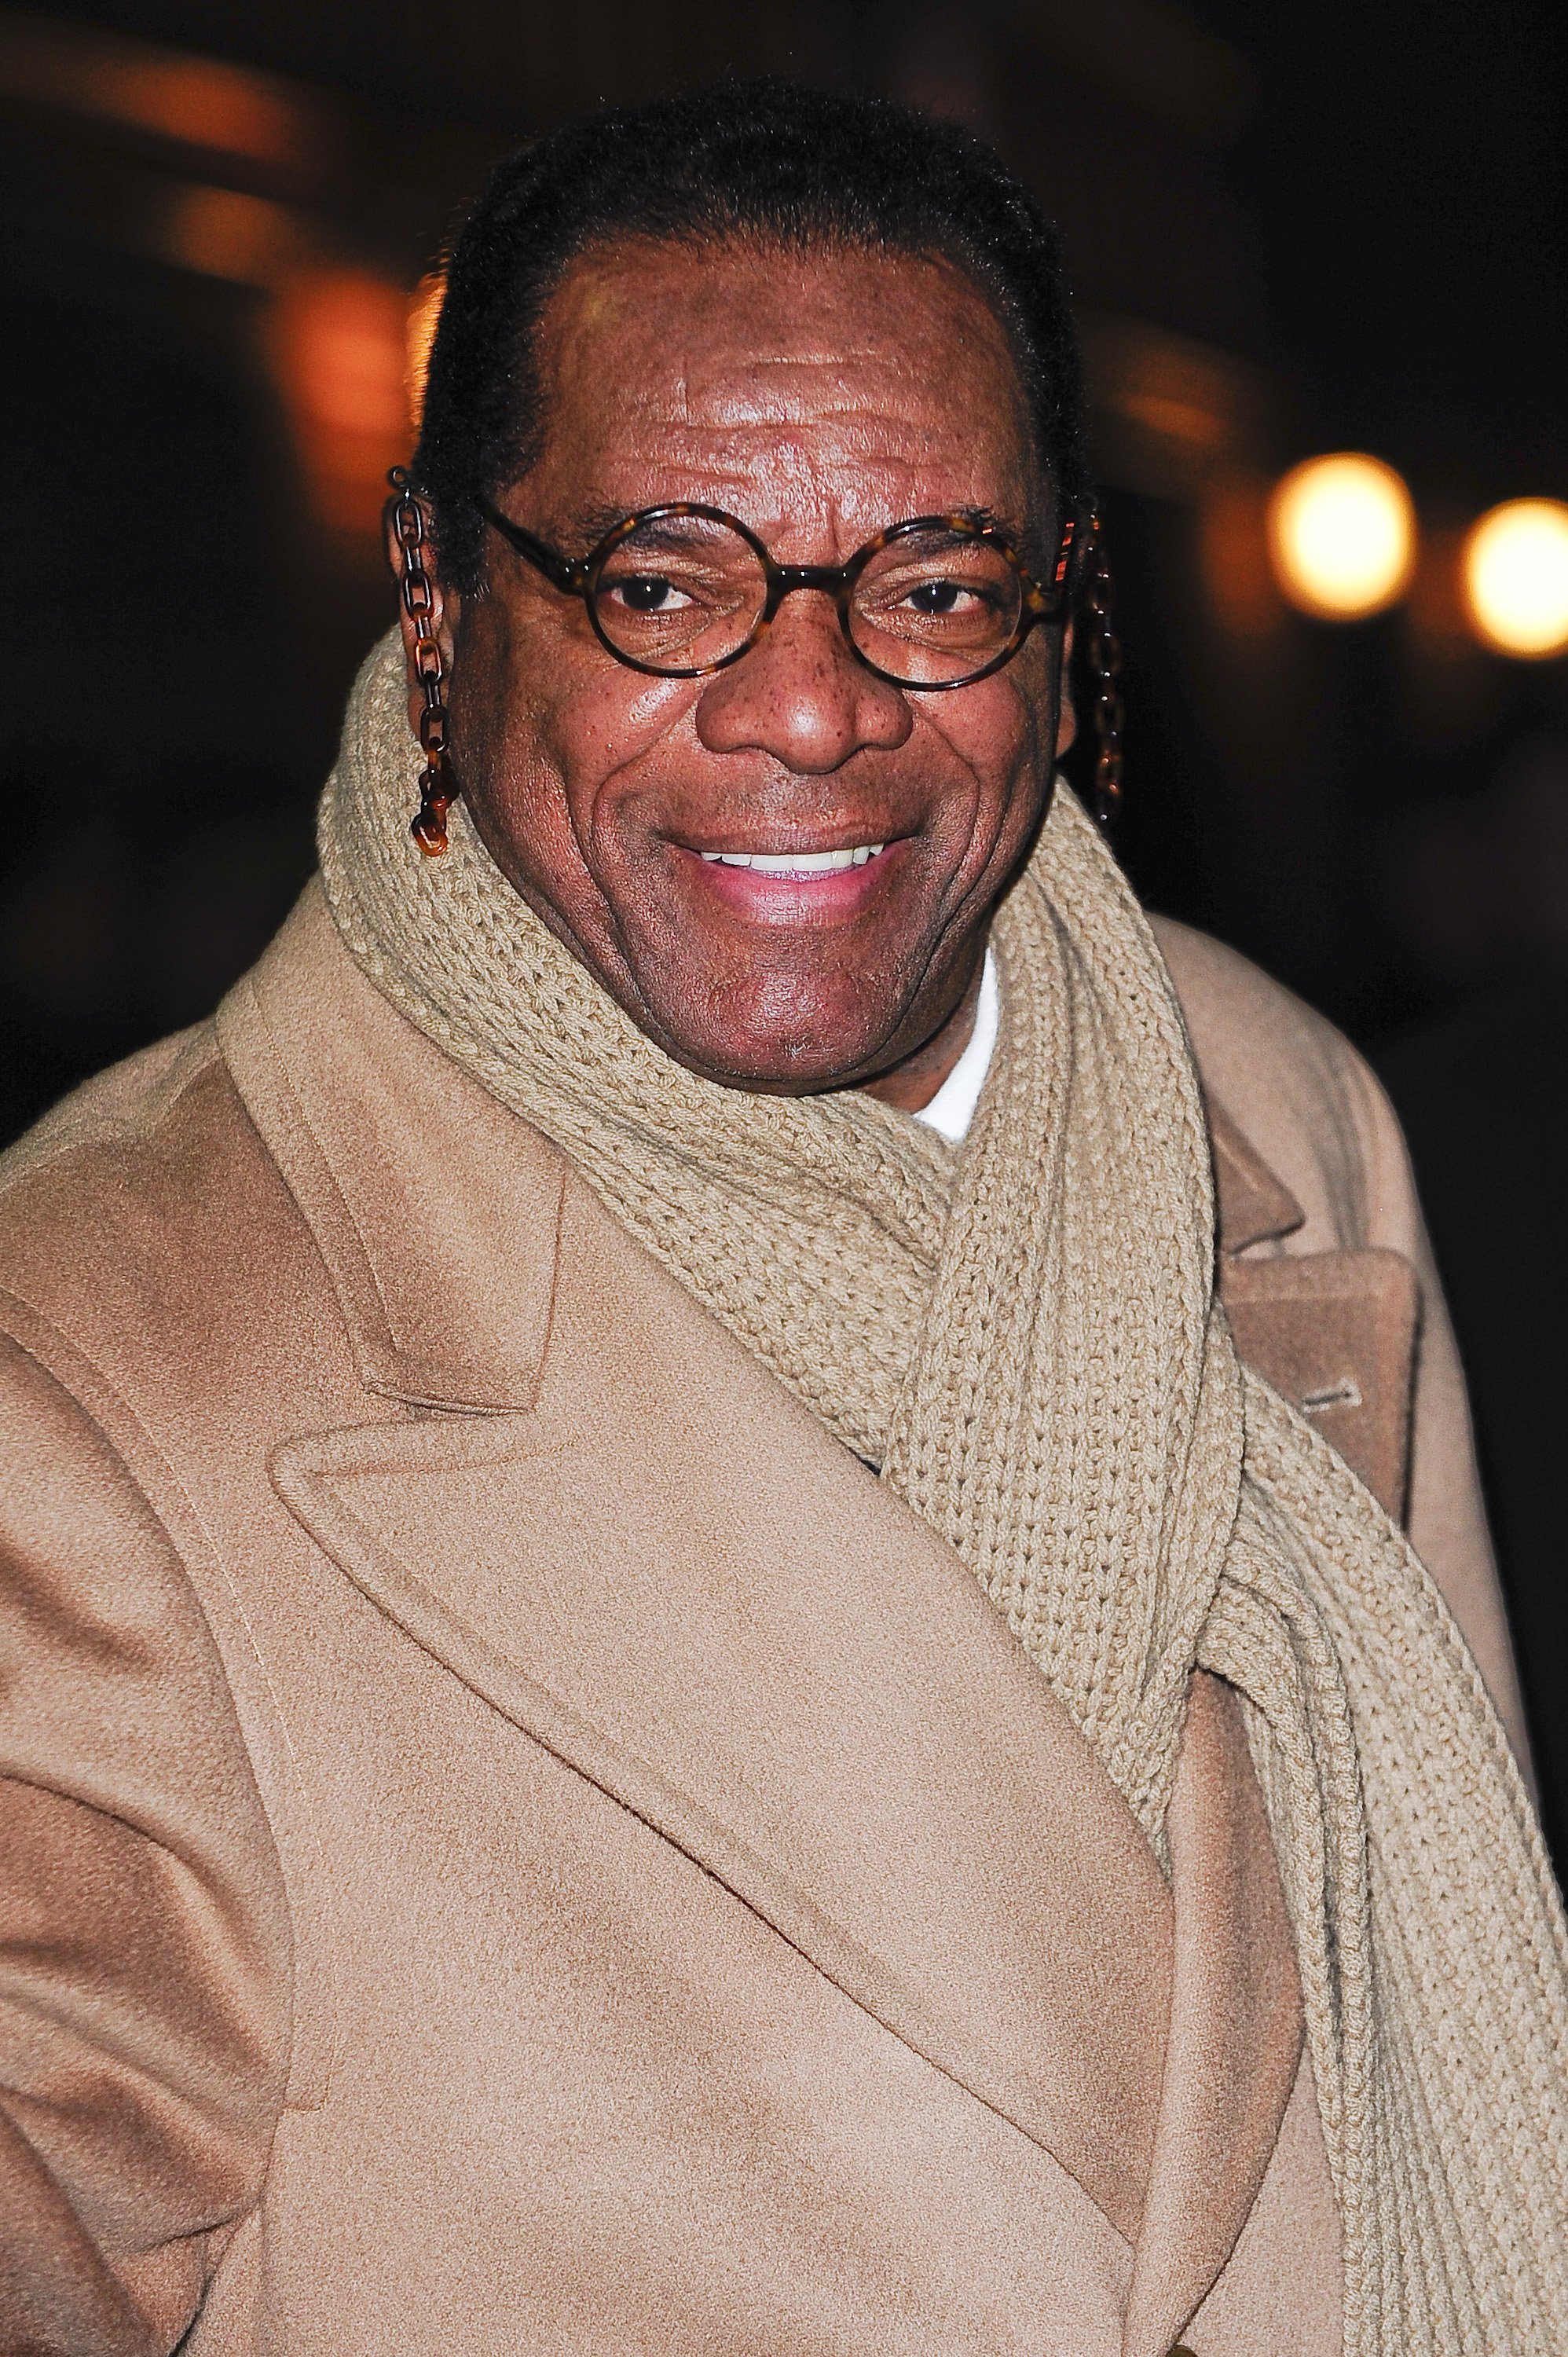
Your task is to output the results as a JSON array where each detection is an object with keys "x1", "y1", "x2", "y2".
[
  {"x1": 1150, "y1": 912, "x2": 1410, "y2": 1255},
  {"x1": 0, "y1": 1014, "x2": 320, "y2": 1375},
  {"x1": 1151, "y1": 911, "x2": 1367, "y2": 1133},
  {"x1": 0, "y1": 1019, "x2": 221, "y2": 1193}
]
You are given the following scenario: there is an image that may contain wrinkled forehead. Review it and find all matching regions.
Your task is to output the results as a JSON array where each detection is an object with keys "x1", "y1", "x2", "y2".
[{"x1": 518, "y1": 236, "x2": 1046, "y2": 548}]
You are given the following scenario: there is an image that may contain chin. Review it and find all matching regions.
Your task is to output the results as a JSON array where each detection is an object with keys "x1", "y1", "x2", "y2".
[
  {"x1": 621, "y1": 932, "x2": 943, "y2": 1092},
  {"x1": 673, "y1": 1033, "x2": 889, "y2": 1095},
  {"x1": 649, "y1": 993, "x2": 901, "y2": 1095}
]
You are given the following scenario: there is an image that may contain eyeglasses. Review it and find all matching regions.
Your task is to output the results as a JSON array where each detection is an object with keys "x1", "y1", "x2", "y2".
[{"x1": 473, "y1": 493, "x2": 1079, "y2": 691}]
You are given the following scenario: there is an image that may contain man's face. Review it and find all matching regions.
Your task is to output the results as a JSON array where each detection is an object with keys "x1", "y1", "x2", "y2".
[{"x1": 420, "y1": 239, "x2": 1072, "y2": 1092}]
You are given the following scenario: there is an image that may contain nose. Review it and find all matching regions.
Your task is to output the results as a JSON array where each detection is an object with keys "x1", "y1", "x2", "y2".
[{"x1": 693, "y1": 590, "x2": 913, "y2": 772}]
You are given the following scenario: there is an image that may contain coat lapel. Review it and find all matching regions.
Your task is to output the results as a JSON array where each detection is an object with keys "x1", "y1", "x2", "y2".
[
  {"x1": 1210, "y1": 1099, "x2": 1306, "y2": 1255},
  {"x1": 223, "y1": 893, "x2": 1178, "y2": 2241},
  {"x1": 1122, "y1": 1672, "x2": 1306, "y2": 2357}
]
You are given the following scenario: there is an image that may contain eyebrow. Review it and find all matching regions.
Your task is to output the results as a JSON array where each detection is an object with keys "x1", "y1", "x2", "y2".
[
  {"x1": 559, "y1": 502, "x2": 643, "y2": 550},
  {"x1": 547, "y1": 498, "x2": 1045, "y2": 563}
]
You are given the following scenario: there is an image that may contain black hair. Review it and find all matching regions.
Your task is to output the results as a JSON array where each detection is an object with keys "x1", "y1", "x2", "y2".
[{"x1": 412, "y1": 77, "x2": 1086, "y2": 592}]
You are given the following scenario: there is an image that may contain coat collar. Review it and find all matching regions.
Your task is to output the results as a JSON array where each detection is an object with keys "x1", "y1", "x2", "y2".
[
  {"x1": 1209, "y1": 1097, "x2": 1306, "y2": 1255},
  {"x1": 218, "y1": 883, "x2": 562, "y2": 1413}
]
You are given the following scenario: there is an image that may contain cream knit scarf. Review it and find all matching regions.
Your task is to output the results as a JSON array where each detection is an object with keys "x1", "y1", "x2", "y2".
[{"x1": 322, "y1": 632, "x2": 1568, "y2": 2353}]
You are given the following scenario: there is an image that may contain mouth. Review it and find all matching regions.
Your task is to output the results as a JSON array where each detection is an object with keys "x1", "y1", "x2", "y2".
[
  {"x1": 696, "y1": 842, "x2": 885, "y2": 876},
  {"x1": 676, "y1": 837, "x2": 903, "y2": 924}
]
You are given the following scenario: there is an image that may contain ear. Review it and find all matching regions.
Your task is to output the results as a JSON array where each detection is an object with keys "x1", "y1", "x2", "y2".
[
  {"x1": 383, "y1": 492, "x2": 462, "y2": 742},
  {"x1": 1053, "y1": 618, "x2": 1078, "y2": 761}
]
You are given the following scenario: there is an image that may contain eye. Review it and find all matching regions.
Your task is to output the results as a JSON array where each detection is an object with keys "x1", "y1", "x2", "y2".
[
  {"x1": 906, "y1": 578, "x2": 970, "y2": 615},
  {"x1": 604, "y1": 573, "x2": 694, "y2": 613}
]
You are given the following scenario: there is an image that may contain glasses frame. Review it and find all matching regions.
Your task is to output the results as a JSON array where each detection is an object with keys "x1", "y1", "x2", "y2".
[{"x1": 472, "y1": 492, "x2": 1080, "y2": 690}]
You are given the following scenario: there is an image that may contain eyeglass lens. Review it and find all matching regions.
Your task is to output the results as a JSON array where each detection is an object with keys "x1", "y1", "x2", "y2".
[{"x1": 590, "y1": 515, "x2": 1027, "y2": 683}]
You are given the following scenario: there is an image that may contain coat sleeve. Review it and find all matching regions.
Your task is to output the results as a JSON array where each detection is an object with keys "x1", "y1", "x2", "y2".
[
  {"x1": 1332, "y1": 1048, "x2": 1537, "y2": 1791},
  {"x1": 0, "y1": 1328, "x2": 291, "y2": 2355}
]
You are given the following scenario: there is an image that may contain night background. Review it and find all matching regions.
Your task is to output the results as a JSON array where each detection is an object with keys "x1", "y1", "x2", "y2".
[{"x1": 3, "y1": 0, "x2": 1566, "y2": 1850}]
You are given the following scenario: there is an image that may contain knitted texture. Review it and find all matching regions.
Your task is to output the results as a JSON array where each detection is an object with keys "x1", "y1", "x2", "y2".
[{"x1": 322, "y1": 632, "x2": 1568, "y2": 2352}]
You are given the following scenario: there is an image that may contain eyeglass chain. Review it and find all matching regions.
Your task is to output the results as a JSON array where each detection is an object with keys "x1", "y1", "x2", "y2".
[
  {"x1": 1082, "y1": 512, "x2": 1125, "y2": 830},
  {"x1": 389, "y1": 467, "x2": 454, "y2": 857}
]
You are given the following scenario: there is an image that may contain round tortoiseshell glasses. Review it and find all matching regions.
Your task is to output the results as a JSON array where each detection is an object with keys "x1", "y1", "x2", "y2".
[{"x1": 473, "y1": 492, "x2": 1081, "y2": 691}]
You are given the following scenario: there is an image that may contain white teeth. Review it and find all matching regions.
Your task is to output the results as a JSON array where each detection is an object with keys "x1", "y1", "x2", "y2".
[{"x1": 698, "y1": 844, "x2": 885, "y2": 874}]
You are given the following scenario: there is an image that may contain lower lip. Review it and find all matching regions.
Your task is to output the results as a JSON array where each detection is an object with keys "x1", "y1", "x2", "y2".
[{"x1": 680, "y1": 843, "x2": 902, "y2": 923}]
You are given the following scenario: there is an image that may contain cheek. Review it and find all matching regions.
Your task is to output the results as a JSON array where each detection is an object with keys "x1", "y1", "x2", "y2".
[
  {"x1": 551, "y1": 676, "x2": 694, "y2": 808},
  {"x1": 923, "y1": 662, "x2": 1050, "y2": 834},
  {"x1": 454, "y1": 605, "x2": 691, "y2": 852}
]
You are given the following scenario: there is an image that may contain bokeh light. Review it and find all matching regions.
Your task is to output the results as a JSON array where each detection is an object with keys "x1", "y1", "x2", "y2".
[
  {"x1": 1266, "y1": 452, "x2": 1416, "y2": 619},
  {"x1": 162, "y1": 184, "x2": 300, "y2": 286},
  {"x1": 1463, "y1": 500, "x2": 1568, "y2": 658},
  {"x1": 270, "y1": 269, "x2": 412, "y2": 533},
  {"x1": 277, "y1": 270, "x2": 409, "y2": 438},
  {"x1": 86, "y1": 55, "x2": 312, "y2": 167}
]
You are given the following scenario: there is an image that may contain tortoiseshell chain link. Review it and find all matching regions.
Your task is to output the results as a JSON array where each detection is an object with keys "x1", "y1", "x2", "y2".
[{"x1": 388, "y1": 467, "x2": 453, "y2": 856}]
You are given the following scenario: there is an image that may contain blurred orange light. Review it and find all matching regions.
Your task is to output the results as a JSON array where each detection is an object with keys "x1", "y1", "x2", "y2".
[
  {"x1": 1267, "y1": 453, "x2": 1416, "y2": 619},
  {"x1": 1462, "y1": 500, "x2": 1568, "y2": 658},
  {"x1": 86, "y1": 57, "x2": 307, "y2": 163},
  {"x1": 278, "y1": 271, "x2": 409, "y2": 436},
  {"x1": 162, "y1": 185, "x2": 300, "y2": 286},
  {"x1": 272, "y1": 271, "x2": 413, "y2": 533},
  {"x1": 0, "y1": 19, "x2": 318, "y2": 170}
]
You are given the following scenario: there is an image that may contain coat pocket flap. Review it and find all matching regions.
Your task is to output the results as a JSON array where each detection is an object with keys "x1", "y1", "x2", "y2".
[{"x1": 1220, "y1": 1248, "x2": 1419, "y2": 1519}]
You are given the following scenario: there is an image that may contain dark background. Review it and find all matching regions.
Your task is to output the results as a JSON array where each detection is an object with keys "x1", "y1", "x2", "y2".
[{"x1": 3, "y1": 0, "x2": 1566, "y2": 1852}]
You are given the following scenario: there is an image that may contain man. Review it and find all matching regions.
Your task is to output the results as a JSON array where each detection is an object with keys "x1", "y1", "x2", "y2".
[{"x1": 2, "y1": 80, "x2": 1564, "y2": 2357}]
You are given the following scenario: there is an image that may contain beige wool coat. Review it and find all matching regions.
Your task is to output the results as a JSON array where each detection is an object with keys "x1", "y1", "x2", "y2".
[{"x1": 0, "y1": 881, "x2": 1531, "y2": 2357}]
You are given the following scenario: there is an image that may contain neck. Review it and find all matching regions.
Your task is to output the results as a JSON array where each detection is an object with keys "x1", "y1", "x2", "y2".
[{"x1": 857, "y1": 943, "x2": 987, "y2": 1115}]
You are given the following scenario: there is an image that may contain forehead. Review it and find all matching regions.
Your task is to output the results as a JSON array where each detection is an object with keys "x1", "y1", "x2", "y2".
[{"x1": 521, "y1": 237, "x2": 1042, "y2": 541}]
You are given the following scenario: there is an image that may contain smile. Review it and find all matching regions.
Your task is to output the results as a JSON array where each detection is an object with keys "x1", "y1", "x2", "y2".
[{"x1": 696, "y1": 844, "x2": 886, "y2": 875}]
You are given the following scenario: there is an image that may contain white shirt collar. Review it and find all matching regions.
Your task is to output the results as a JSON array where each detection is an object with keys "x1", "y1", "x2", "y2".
[{"x1": 910, "y1": 946, "x2": 998, "y2": 1145}]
